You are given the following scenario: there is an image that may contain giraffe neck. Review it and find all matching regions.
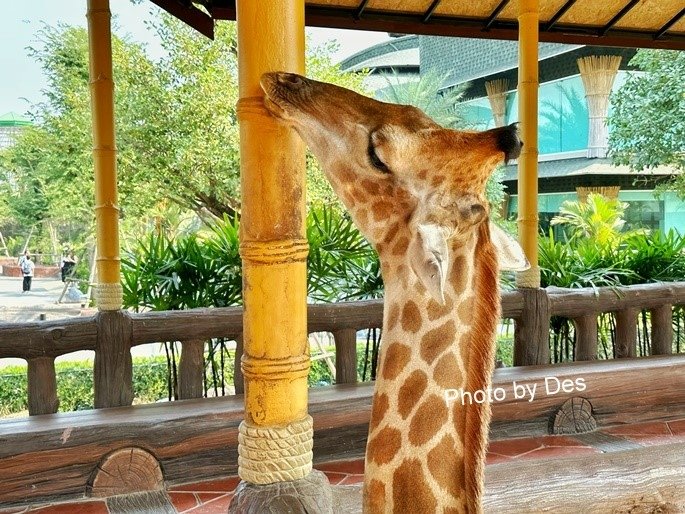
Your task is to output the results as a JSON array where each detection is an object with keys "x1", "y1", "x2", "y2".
[{"x1": 363, "y1": 225, "x2": 500, "y2": 514}]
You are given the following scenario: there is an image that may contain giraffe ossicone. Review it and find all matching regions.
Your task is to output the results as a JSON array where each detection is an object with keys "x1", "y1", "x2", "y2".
[{"x1": 262, "y1": 72, "x2": 528, "y2": 514}]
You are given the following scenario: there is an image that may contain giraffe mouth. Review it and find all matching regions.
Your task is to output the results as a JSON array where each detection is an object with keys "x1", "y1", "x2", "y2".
[{"x1": 260, "y1": 72, "x2": 304, "y2": 121}]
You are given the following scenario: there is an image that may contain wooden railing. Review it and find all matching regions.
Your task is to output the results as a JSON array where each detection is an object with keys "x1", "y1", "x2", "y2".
[{"x1": 1, "y1": 282, "x2": 684, "y2": 416}]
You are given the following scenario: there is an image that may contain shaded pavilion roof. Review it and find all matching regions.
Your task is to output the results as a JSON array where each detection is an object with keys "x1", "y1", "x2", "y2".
[{"x1": 150, "y1": 0, "x2": 685, "y2": 50}]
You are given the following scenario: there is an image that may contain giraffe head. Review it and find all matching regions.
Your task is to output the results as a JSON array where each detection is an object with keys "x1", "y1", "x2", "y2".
[{"x1": 261, "y1": 72, "x2": 528, "y2": 302}]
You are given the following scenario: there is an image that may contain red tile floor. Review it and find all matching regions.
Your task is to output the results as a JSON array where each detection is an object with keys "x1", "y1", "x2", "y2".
[{"x1": 3, "y1": 419, "x2": 684, "y2": 514}]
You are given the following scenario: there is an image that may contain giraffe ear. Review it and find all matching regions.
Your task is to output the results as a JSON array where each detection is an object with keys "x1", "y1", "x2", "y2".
[
  {"x1": 489, "y1": 223, "x2": 530, "y2": 271},
  {"x1": 408, "y1": 223, "x2": 450, "y2": 304}
]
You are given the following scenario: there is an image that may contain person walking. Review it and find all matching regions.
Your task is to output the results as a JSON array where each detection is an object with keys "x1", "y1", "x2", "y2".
[{"x1": 20, "y1": 254, "x2": 35, "y2": 293}]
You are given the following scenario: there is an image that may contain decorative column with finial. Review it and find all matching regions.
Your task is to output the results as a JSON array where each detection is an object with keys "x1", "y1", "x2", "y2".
[{"x1": 577, "y1": 55, "x2": 622, "y2": 158}]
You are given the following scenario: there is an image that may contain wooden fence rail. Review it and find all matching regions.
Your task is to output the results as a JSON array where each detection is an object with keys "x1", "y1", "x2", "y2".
[{"x1": 1, "y1": 282, "x2": 684, "y2": 416}]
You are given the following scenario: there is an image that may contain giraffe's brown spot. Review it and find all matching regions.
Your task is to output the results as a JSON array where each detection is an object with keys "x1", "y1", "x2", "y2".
[
  {"x1": 372, "y1": 201, "x2": 394, "y2": 221},
  {"x1": 431, "y1": 175, "x2": 445, "y2": 187},
  {"x1": 361, "y1": 179, "x2": 381, "y2": 196},
  {"x1": 398, "y1": 370, "x2": 428, "y2": 419},
  {"x1": 367, "y1": 427, "x2": 402, "y2": 465},
  {"x1": 352, "y1": 186, "x2": 368, "y2": 204},
  {"x1": 420, "y1": 320, "x2": 456, "y2": 365},
  {"x1": 448, "y1": 256, "x2": 467, "y2": 294},
  {"x1": 457, "y1": 299, "x2": 473, "y2": 324},
  {"x1": 417, "y1": 170, "x2": 428, "y2": 180},
  {"x1": 400, "y1": 301, "x2": 422, "y2": 333},
  {"x1": 338, "y1": 169, "x2": 354, "y2": 183},
  {"x1": 369, "y1": 393, "x2": 389, "y2": 433},
  {"x1": 409, "y1": 394, "x2": 448, "y2": 446},
  {"x1": 444, "y1": 507, "x2": 466, "y2": 514},
  {"x1": 426, "y1": 296, "x2": 454, "y2": 321},
  {"x1": 393, "y1": 459, "x2": 437, "y2": 514},
  {"x1": 363, "y1": 479, "x2": 386, "y2": 514},
  {"x1": 383, "y1": 222, "x2": 401, "y2": 243},
  {"x1": 381, "y1": 342, "x2": 411, "y2": 380},
  {"x1": 387, "y1": 303, "x2": 400, "y2": 331},
  {"x1": 434, "y1": 352, "x2": 463, "y2": 390},
  {"x1": 428, "y1": 434, "x2": 464, "y2": 498},
  {"x1": 391, "y1": 236, "x2": 409, "y2": 255}
]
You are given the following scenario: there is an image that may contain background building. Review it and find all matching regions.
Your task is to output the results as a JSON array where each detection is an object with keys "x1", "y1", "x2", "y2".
[{"x1": 0, "y1": 111, "x2": 31, "y2": 150}]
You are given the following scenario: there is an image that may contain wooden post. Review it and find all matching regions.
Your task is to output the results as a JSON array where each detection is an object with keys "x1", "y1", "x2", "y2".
[
  {"x1": 651, "y1": 304, "x2": 673, "y2": 355},
  {"x1": 514, "y1": 288, "x2": 550, "y2": 366},
  {"x1": 574, "y1": 314, "x2": 598, "y2": 361},
  {"x1": 614, "y1": 308, "x2": 637, "y2": 358},
  {"x1": 27, "y1": 357, "x2": 59, "y2": 415},
  {"x1": 515, "y1": 0, "x2": 540, "y2": 289},
  {"x1": 333, "y1": 328, "x2": 358, "y2": 384},
  {"x1": 178, "y1": 339, "x2": 205, "y2": 399},
  {"x1": 94, "y1": 311, "x2": 133, "y2": 408}
]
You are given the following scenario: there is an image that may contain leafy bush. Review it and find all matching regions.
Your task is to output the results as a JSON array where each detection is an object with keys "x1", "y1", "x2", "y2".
[{"x1": 0, "y1": 356, "x2": 169, "y2": 417}]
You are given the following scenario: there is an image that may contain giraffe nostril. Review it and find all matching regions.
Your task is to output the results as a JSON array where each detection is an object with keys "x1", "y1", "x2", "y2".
[{"x1": 278, "y1": 73, "x2": 303, "y2": 87}]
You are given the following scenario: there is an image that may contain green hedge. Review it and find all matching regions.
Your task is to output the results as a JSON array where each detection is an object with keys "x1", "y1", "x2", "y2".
[{"x1": 0, "y1": 356, "x2": 169, "y2": 416}]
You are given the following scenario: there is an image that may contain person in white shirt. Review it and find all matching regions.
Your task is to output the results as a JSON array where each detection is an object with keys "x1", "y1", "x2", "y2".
[{"x1": 20, "y1": 254, "x2": 35, "y2": 293}]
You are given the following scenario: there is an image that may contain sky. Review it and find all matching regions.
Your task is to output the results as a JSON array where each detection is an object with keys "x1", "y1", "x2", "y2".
[{"x1": 0, "y1": 0, "x2": 391, "y2": 115}]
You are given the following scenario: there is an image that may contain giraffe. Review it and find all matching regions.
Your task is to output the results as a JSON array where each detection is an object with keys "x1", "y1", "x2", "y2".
[{"x1": 261, "y1": 72, "x2": 529, "y2": 514}]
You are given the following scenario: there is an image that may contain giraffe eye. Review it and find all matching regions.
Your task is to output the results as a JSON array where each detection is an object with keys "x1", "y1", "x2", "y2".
[{"x1": 368, "y1": 135, "x2": 390, "y2": 174}]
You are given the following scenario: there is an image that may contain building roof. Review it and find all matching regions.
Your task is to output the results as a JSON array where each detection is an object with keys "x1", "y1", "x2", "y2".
[
  {"x1": 156, "y1": 1, "x2": 685, "y2": 50},
  {"x1": 0, "y1": 112, "x2": 31, "y2": 127},
  {"x1": 420, "y1": 38, "x2": 582, "y2": 90},
  {"x1": 502, "y1": 157, "x2": 680, "y2": 182},
  {"x1": 339, "y1": 35, "x2": 419, "y2": 71}
]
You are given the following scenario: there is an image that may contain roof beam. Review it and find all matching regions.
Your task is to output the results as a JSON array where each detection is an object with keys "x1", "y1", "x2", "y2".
[
  {"x1": 655, "y1": 6, "x2": 685, "y2": 40},
  {"x1": 149, "y1": 0, "x2": 214, "y2": 39},
  {"x1": 544, "y1": 0, "x2": 577, "y2": 31},
  {"x1": 599, "y1": 0, "x2": 640, "y2": 37},
  {"x1": 353, "y1": 0, "x2": 370, "y2": 20},
  {"x1": 483, "y1": 0, "x2": 511, "y2": 31},
  {"x1": 422, "y1": 0, "x2": 442, "y2": 23},
  {"x1": 207, "y1": 4, "x2": 685, "y2": 51}
]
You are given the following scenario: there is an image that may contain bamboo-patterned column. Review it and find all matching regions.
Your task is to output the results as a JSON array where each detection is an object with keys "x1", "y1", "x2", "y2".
[
  {"x1": 515, "y1": 0, "x2": 540, "y2": 289},
  {"x1": 87, "y1": 0, "x2": 132, "y2": 409},
  {"x1": 485, "y1": 79, "x2": 509, "y2": 127},
  {"x1": 231, "y1": 0, "x2": 331, "y2": 510},
  {"x1": 87, "y1": 0, "x2": 122, "y2": 311},
  {"x1": 577, "y1": 55, "x2": 621, "y2": 159}
]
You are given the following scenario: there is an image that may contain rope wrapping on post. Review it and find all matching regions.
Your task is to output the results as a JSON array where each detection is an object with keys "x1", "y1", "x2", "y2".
[
  {"x1": 515, "y1": 264, "x2": 541, "y2": 289},
  {"x1": 237, "y1": 415, "x2": 314, "y2": 484},
  {"x1": 95, "y1": 282, "x2": 122, "y2": 311}
]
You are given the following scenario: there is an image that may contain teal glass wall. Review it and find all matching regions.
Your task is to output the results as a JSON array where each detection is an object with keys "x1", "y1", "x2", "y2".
[
  {"x1": 507, "y1": 190, "x2": 684, "y2": 235},
  {"x1": 460, "y1": 74, "x2": 616, "y2": 154}
]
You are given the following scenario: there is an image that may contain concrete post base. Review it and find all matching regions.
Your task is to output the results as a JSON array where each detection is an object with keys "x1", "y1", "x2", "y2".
[{"x1": 228, "y1": 470, "x2": 333, "y2": 514}]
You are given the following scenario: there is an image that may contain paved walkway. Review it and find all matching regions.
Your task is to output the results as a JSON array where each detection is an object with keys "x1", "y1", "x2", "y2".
[{"x1": 0, "y1": 276, "x2": 83, "y2": 323}]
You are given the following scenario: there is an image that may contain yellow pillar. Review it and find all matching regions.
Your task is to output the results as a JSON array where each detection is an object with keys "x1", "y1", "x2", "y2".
[
  {"x1": 233, "y1": 0, "x2": 321, "y2": 494},
  {"x1": 516, "y1": 0, "x2": 540, "y2": 288},
  {"x1": 87, "y1": 0, "x2": 121, "y2": 310}
]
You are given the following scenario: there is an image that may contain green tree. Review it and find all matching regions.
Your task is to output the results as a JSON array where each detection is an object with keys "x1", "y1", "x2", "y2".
[
  {"x1": 0, "y1": 15, "x2": 366, "y2": 246},
  {"x1": 608, "y1": 50, "x2": 685, "y2": 196}
]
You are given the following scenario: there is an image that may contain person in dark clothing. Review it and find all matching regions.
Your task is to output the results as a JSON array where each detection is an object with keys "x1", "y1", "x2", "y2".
[{"x1": 60, "y1": 252, "x2": 77, "y2": 282}]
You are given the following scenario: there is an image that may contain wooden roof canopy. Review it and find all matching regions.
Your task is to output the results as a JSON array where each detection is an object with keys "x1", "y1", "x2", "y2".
[{"x1": 151, "y1": 0, "x2": 685, "y2": 50}]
